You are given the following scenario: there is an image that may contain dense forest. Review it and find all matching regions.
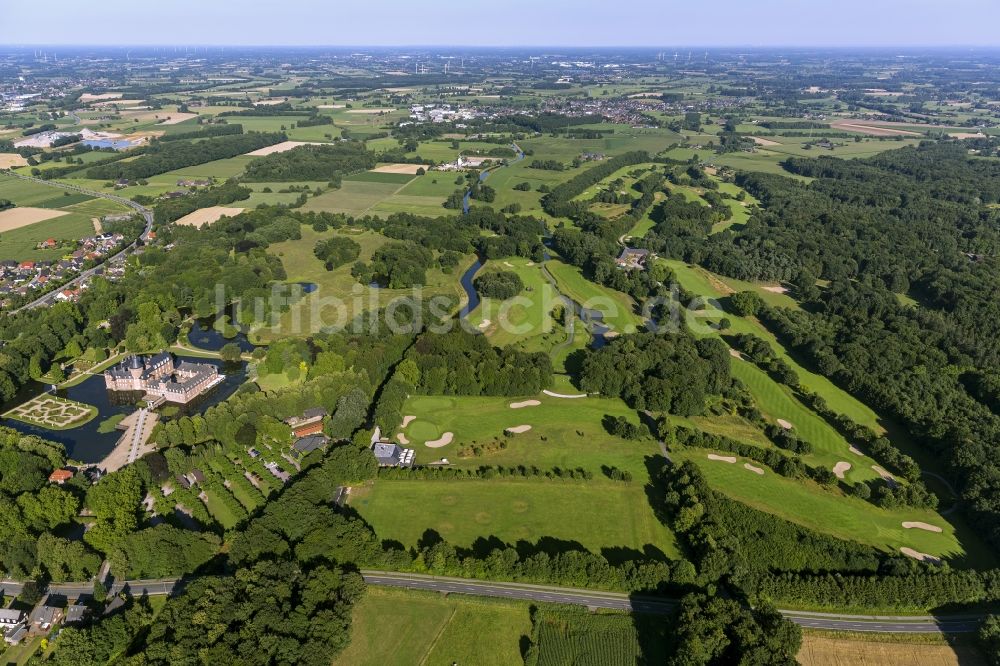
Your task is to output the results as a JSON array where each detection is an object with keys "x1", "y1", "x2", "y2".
[{"x1": 242, "y1": 142, "x2": 376, "y2": 181}]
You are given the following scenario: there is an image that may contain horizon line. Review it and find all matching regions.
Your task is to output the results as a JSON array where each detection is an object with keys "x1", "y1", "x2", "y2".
[{"x1": 3, "y1": 43, "x2": 1000, "y2": 50}]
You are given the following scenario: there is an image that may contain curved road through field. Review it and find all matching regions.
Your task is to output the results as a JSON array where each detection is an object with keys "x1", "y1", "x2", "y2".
[{"x1": 1, "y1": 171, "x2": 154, "y2": 314}]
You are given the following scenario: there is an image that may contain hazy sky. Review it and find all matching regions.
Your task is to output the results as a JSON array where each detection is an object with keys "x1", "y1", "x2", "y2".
[{"x1": 3, "y1": 0, "x2": 1000, "y2": 47}]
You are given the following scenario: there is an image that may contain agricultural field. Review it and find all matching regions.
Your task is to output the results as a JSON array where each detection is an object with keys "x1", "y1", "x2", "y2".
[
  {"x1": 531, "y1": 609, "x2": 669, "y2": 666},
  {"x1": 335, "y1": 587, "x2": 532, "y2": 666}
]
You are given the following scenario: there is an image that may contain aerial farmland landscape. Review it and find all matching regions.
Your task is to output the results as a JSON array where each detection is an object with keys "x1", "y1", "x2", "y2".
[{"x1": 1, "y1": 1, "x2": 1000, "y2": 664}]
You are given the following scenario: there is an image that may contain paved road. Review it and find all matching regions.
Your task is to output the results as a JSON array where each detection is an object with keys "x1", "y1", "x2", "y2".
[
  {"x1": 1, "y1": 171, "x2": 154, "y2": 314},
  {"x1": 360, "y1": 571, "x2": 983, "y2": 633}
]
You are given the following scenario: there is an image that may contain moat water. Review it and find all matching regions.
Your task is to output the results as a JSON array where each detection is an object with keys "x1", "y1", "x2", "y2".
[{"x1": 1, "y1": 356, "x2": 247, "y2": 464}]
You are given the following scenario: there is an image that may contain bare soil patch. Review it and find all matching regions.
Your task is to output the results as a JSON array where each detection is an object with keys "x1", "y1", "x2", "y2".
[
  {"x1": 505, "y1": 425, "x2": 532, "y2": 434},
  {"x1": 0, "y1": 207, "x2": 68, "y2": 232},
  {"x1": 798, "y1": 634, "x2": 976, "y2": 666},
  {"x1": 832, "y1": 461, "x2": 852, "y2": 479},
  {"x1": 345, "y1": 108, "x2": 396, "y2": 114},
  {"x1": 509, "y1": 399, "x2": 541, "y2": 409},
  {"x1": 902, "y1": 521, "x2": 943, "y2": 533},
  {"x1": 751, "y1": 136, "x2": 781, "y2": 147},
  {"x1": 174, "y1": 206, "x2": 244, "y2": 228},
  {"x1": 0, "y1": 153, "x2": 28, "y2": 169},
  {"x1": 708, "y1": 454, "x2": 737, "y2": 463},
  {"x1": 371, "y1": 163, "x2": 429, "y2": 174},
  {"x1": 425, "y1": 432, "x2": 454, "y2": 448},
  {"x1": 762, "y1": 284, "x2": 789, "y2": 294},
  {"x1": 245, "y1": 140, "x2": 327, "y2": 156}
]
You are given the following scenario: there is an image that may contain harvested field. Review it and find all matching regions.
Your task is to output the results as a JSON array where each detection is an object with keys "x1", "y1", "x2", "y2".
[
  {"x1": 707, "y1": 454, "x2": 737, "y2": 463},
  {"x1": 832, "y1": 461, "x2": 852, "y2": 479},
  {"x1": 509, "y1": 399, "x2": 541, "y2": 409},
  {"x1": 902, "y1": 521, "x2": 943, "y2": 533},
  {"x1": 751, "y1": 136, "x2": 781, "y2": 146},
  {"x1": 157, "y1": 113, "x2": 198, "y2": 125},
  {"x1": 174, "y1": 206, "x2": 244, "y2": 228},
  {"x1": 0, "y1": 207, "x2": 68, "y2": 232},
  {"x1": 317, "y1": 104, "x2": 346, "y2": 109},
  {"x1": 830, "y1": 121, "x2": 922, "y2": 136},
  {"x1": 505, "y1": 425, "x2": 532, "y2": 434},
  {"x1": 425, "y1": 432, "x2": 454, "y2": 448},
  {"x1": 371, "y1": 163, "x2": 430, "y2": 174},
  {"x1": 346, "y1": 108, "x2": 396, "y2": 114},
  {"x1": 744, "y1": 462, "x2": 764, "y2": 475},
  {"x1": 245, "y1": 140, "x2": 327, "y2": 156},
  {"x1": 80, "y1": 92, "x2": 122, "y2": 102},
  {"x1": 798, "y1": 634, "x2": 980, "y2": 666},
  {"x1": 0, "y1": 153, "x2": 28, "y2": 169},
  {"x1": 949, "y1": 132, "x2": 986, "y2": 140}
]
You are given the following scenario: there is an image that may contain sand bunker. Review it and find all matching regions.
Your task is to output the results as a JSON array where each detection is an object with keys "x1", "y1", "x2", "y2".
[
  {"x1": 174, "y1": 206, "x2": 244, "y2": 228},
  {"x1": 762, "y1": 285, "x2": 789, "y2": 294},
  {"x1": 509, "y1": 399, "x2": 541, "y2": 409},
  {"x1": 728, "y1": 348, "x2": 744, "y2": 360},
  {"x1": 425, "y1": 432, "x2": 454, "y2": 448},
  {"x1": 777, "y1": 419, "x2": 793, "y2": 430},
  {"x1": 346, "y1": 108, "x2": 396, "y2": 114},
  {"x1": 503, "y1": 261, "x2": 514, "y2": 267},
  {"x1": 246, "y1": 140, "x2": 327, "y2": 156},
  {"x1": 708, "y1": 454, "x2": 737, "y2": 463},
  {"x1": 743, "y1": 462, "x2": 764, "y2": 475},
  {"x1": 832, "y1": 461, "x2": 852, "y2": 479},
  {"x1": 751, "y1": 136, "x2": 781, "y2": 146},
  {"x1": 0, "y1": 153, "x2": 28, "y2": 169},
  {"x1": 401, "y1": 415, "x2": 416, "y2": 427},
  {"x1": 477, "y1": 319, "x2": 491, "y2": 330},
  {"x1": 849, "y1": 445, "x2": 864, "y2": 456},
  {"x1": 505, "y1": 425, "x2": 532, "y2": 434},
  {"x1": 157, "y1": 113, "x2": 198, "y2": 125},
  {"x1": 0, "y1": 207, "x2": 68, "y2": 232},
  {"x1": 902, "y1": 521, "x2": 943, "y2": 533},
  {"x1": 872, "y1": 465, "x2": 899, "y2": 487},
  {"x1": 542, "y1": 390, "x2": 587, "y2": 399},
  {"x1": 900, "y1": 547, "x2": 941, "y2": 564},
  {"x1": 371, "y1": 163, "x2": 429, "y2": 174},
  {"x1": 396, "y1": 433, "x2": 410, "y2": 445}
]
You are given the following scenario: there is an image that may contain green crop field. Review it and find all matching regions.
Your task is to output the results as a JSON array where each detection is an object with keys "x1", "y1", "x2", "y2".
[
  {"x1": 344, "y1": 170, "x2": 414, "y2": 185},
  {"x1": 532, "y1": 610, "x2": 668, "y2": 666},
  {"x1": 335, "y1": 587, "x2": 532, "y2": 666},
  {"x1": 350, "y1": 478, "x2": 679, "y2": 558},
  {"x1": 0, "y1": 212, "x2": 97, "y2": 261},
  {"x1": 301, "y1": 179, "x2": 406, "y2": 216}
]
